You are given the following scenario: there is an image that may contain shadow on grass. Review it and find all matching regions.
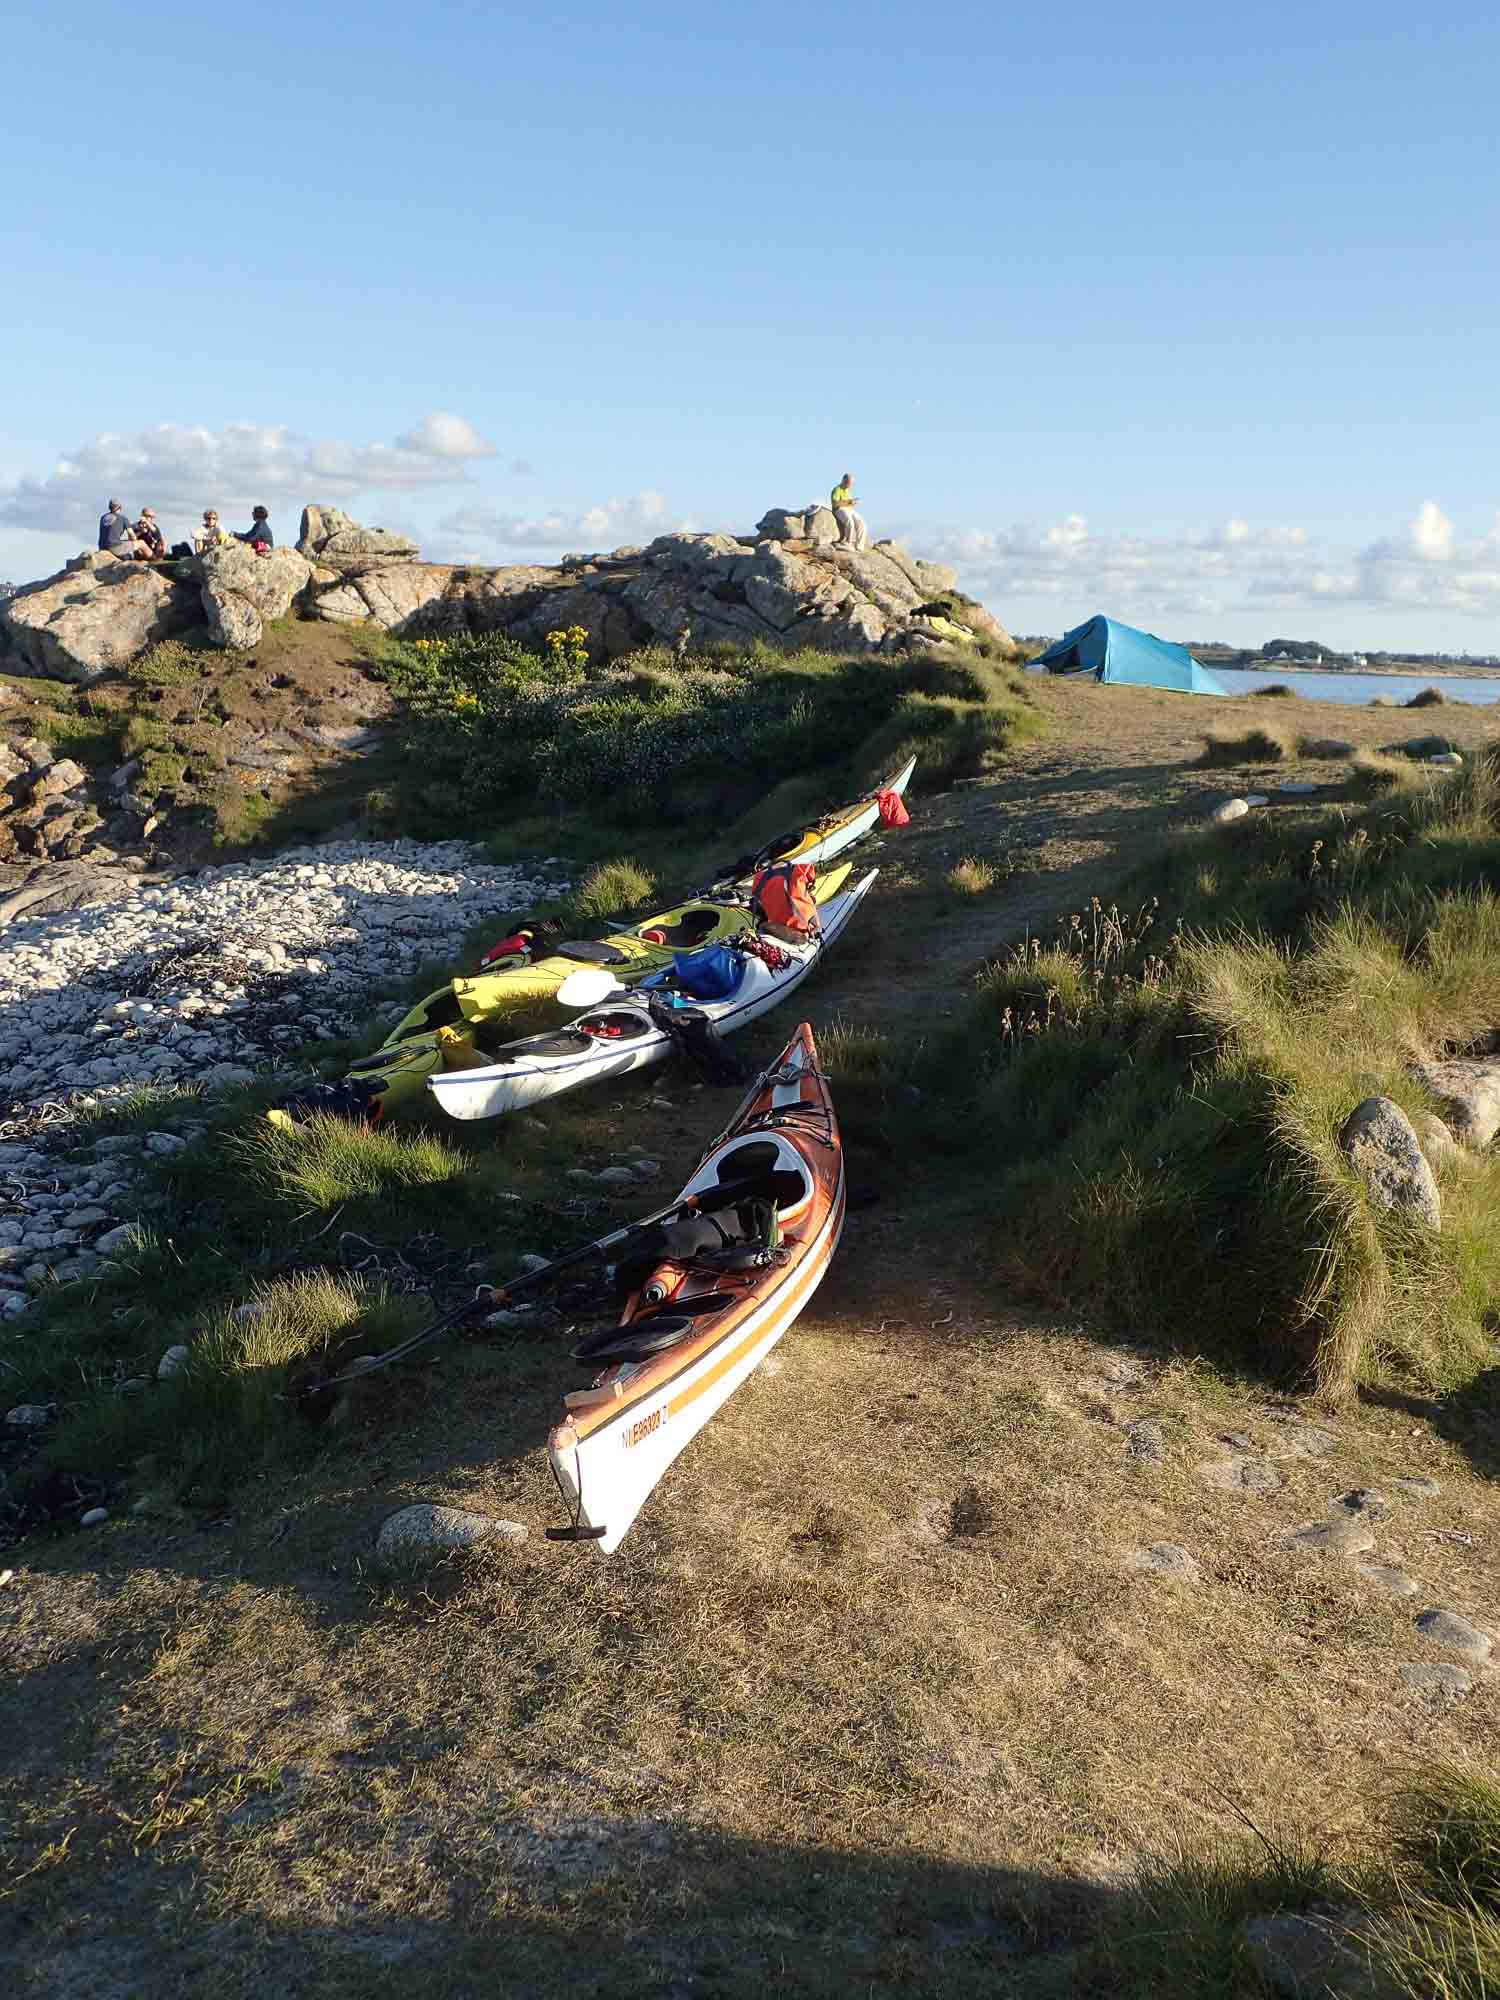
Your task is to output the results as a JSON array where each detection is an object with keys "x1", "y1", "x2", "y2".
[{"x1": 1361, "y1": 1363, "x2": 1500, "y2": 1483}]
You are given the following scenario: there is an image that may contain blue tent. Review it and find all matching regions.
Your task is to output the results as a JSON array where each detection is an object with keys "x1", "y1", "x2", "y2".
[{"x1": 1033, "y1": 615, "x2": 1227, "y2": 696}]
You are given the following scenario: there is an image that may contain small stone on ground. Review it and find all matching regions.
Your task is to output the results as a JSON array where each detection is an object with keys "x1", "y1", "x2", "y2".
[
  {"x1": 1413, "y1": 1607, "x2": 1493, "y2": 1661},
  {"x1": 375, "y1": 1504, "x2": 528, "y2": 1563},
  {"x1": 1130, "y1": 1542, "x2": 1199, "y2": 1580},
  {"x1": 1394, "y1": 1476, "x2": 1441, "y2": 1497},
  {"x1": 1358, "y1": 1564, "x2": 1418, "y2": 1597},
  {"x1": 1399, "y1": 1662, "x2": 1474, "y2": 1697},
  {"x1": 1202, "y1": 1456, "x2": 1285, "y2": 1495},
  {"x1": 1285, "y1": 1517, "x2": 1377, "y2": 1557}
]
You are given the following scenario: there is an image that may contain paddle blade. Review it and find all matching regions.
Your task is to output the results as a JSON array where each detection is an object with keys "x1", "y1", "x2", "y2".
[{"x1": 556, "y1": 967, "x2": 624, "y2": 1008}]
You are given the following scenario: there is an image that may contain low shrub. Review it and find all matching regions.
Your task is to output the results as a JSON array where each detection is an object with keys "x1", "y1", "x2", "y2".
[
  {"x1": 1406, "y1": 685, "x2": 1447, "y2": 708},
  {"x1": 376, "y1": 633, "x2": 1040, "y2": 834},
  {"x1": 1252, "y1": 682, "x2": 1298, "y2": 698}
]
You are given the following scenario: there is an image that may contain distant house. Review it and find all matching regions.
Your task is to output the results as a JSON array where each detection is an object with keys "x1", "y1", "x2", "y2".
[{"x1": 1349, "y1": 653, "x2": 1367, "y2": 667}]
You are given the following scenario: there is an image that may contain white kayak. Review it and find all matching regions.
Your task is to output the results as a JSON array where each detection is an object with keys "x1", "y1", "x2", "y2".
[{"x1": 426, "y1": 868, "x2": 877, "y2": 1123}]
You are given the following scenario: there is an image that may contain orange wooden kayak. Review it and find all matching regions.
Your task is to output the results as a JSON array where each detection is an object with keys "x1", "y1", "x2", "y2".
[{"x1": 547, "y1": 1023, "x2": 843, "y2": 1554}]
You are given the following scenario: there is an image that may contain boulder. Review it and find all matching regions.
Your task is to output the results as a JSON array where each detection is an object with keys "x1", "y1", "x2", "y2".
[
  {"x1": 1411, "y1": 1056, "x2": 1500, "y2": 1149},
  {"x1": 0, "y1": 552, "x2": 194, "y2": 682},
  {"x1": 296, "y1": 504, "x2": 418, "y2": 568},
  {"x1": 374, "y1": 1502, "x2": 528, "y2": 1565},
  {"x1": 1413, "y1": 1110, "x2": 1464, "y2": 1172},
  {"x1": 1337, "y1": 1096, "x2": 1441, "y2": 1228},
  {"x1": 196, "y1": 544, "x2": 313, "y2": 651}
]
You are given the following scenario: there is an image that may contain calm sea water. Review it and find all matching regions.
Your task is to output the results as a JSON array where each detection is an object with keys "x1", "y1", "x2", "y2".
[{"x1": 1214, "y1": 668, "x2": 1500, "y2": 707}]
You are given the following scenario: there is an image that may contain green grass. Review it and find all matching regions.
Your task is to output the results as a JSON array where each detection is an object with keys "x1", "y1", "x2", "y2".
[
  {"x1": 1075, "y1": 1764, "x2": 1500, "y2": 2000},
  {"x1": 924, "y1": 750, "x2": 1500, "y2": 1399}
]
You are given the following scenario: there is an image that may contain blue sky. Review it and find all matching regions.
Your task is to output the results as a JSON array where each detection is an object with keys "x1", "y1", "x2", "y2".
[{"x1": 3, "y1": 0, "x2": 1497, "y2": 647}]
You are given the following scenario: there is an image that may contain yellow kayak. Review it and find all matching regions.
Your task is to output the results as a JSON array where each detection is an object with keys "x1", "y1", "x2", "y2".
[{"x1": 346, "y1": 865, "x2": 853, "y2": 1116}]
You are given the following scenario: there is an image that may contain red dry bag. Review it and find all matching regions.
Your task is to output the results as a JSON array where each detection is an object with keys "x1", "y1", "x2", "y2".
[{"x1": 876, "y1": 786, "x2": 910, "y2": 827}]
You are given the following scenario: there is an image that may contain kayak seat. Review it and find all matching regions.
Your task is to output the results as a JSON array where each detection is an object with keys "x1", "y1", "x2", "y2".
[
  {"x1": 558, "y1": 940, "x2": 632, "y2": 965},
  {"x1": 571, "y1": 1313, "x2": 703, "y2": 1365},
  {"x1": 698, "y1": 1168, "x2": 807, "y2": 1214},
  {"x1": 641, "y1": 909, "x2": 723, "y2": 948}
]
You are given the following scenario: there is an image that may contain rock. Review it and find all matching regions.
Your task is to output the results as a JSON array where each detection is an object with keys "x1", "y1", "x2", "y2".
[
  {"x1": 297, "y1": 505, "x2": 420, "y2": 567},
  {"x1": 33, "y1": 756, "x2": 88, "y2": 797},
  {"x1": 1285, "y1": 1517, "x2": 1377, "y2": 1557},
  {"x1": 1209, "y1": 796, "x2": 1250, "y2": 824},
  {"x1": 1242, "y1": 1908, "x2": 1400, "y2": 2000},
  {"x1": 1202, "y1": 1456, "x2": 1284, "y2": 1495},
  {"x1": 145, "y1": 1131, "x2": 187, "y2": 1156},
  {"x1": 517, "y1": 1254, "x2": 551, "y2": 1274},
  {"x1": 1278, "y1": 1422, "x2": 1339, "y2": 1458},
  {"x1": 631, "y1": 1159, "x2": 662, "y2": 1181},
  {"x1": 1414, "y1": 1111, "x2": 1464, "y2": 1172},
  {"x1": 1125, "y1": 1418, "x2": 1165, "y2": 1463},
  {"x1": 1399, "y1": 1662, "x2": 1474, "y2": 1697},
  {"x1": 79, "y1": 1507, "x2": 109, "y2": 1527},
  {"x1": 597, "y1": 1165, "x2": 639, "y2": 1187},
  {"x1": 1358, "y1": 1563, "x2": 1418, "y2": 1597},
  {"x1": 1301, "y1": 738, "x2": 1354, "y2": 758},
  {"x1": 1332, "y1": 1487, "x2": 1388, "y2": 1520},
  {"x1": 204, "y1": 1063, "x2": 257, "y2": 1090},
  {"x1": 1413, "y1": 1607, "x2": 1493, "y2": 1661},
  {"x1": 1411, "y1": 1057, "x2": 1500, "y2": 1149},
  {"x1": 1393, "y1": 1476, "x2": 1441, "y2": 1497},
  {"x1": 5, "y1": 1403, "x2": 54, "y2": 1427},
  {"x1": 1130, "y1": 1542, "x2": 1199, "y2": 1579},
  {"x1": 1337, "y1": 1096, "x2": 1441, "y2": 1228},
  {"x1": 1275, "y1": 781, "x2": 1322, "y2": 796},
  {"x1": 156, "y1": 1344, "x2": 191, "y2": 1379},
  {"x1": 94, "y1": 1224, "x2": 139, "y2": 1255},
  {"x1": 374, "y1": 1503, "x2": 526, "y2": 1564},
  {"x1": 0, "y1": 551, "x2": 195, "y2": 682}
]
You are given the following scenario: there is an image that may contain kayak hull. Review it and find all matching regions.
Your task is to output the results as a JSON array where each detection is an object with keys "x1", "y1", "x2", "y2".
[{"x1": 547, "y1": 1024, "x2": 843, "y2": 1554}]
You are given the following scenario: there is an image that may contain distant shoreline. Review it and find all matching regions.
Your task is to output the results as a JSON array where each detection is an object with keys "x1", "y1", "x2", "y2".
[{"x1": 1214, "y1": 662, "x2": 1500, "y2": 681}]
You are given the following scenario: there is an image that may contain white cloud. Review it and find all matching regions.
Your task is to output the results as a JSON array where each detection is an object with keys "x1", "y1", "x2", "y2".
[
  {"x1": 905, "y1": 504, "x2": 1500, "y2": 629},
  {"x1": 1409, "y1": 499, "x2": 1454, "y2": 561},
  {"x1": 0, "y1": 415, "x2": 497, "y2": 542},
  {"x1": 394, "y1": 411, "x2": 496, "y2": 459},
  {"x1": 436, "y1": 490, "x2": 693, "y2": 555}
]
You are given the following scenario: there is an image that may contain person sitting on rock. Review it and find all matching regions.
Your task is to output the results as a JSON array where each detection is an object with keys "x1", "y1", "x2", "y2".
[
  {"x1": 830, "y1": 473, "x2": 868, "y2": 552},
  {"x1": 98, "y1": 498, "x2": 149, "y2": 558},
  {"x1": 133, "y1": 508, "x2": 166, "y2": 560},
  {"x1": 235, "y1": 505, "x2": 274, "y2": 550},
  {"x1": 195, "y1": 509, "x2": 232, "y2": 554}
]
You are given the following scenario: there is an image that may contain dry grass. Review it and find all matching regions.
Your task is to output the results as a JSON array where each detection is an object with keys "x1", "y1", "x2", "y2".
[
  {"x1": 948, "y1": 854, "x2": 998, "y2": 895},
  {"x1": 1198, "y1": 722, "x2": 1294, "y2": 766},
  {"x1": 1351, "y1": 747, "x2": 1423, "y2": 792},
  {"x1": 1407, "y1": 686, "x2": 1448, "y2": 708}
]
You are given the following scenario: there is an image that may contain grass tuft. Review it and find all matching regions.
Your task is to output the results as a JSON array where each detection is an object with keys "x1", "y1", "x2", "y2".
[
  {"x1": 565, "y1": 856, "x2": 657, "y2": 920},
  {"x1": 1198, "y1": 723, "x2": 1294, "y2": 767},
  {"x1": 1406, "y1": 685, "x2": 1448, "y2": 708},
  {"x1": 947, "y1": 855, "x2": 998, "y2": 896},
  {"x1": 1252, "y1": 682, "x2": 1298, "y2": 698}
]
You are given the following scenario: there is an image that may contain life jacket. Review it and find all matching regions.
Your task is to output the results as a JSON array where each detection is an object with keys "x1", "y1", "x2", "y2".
[{"x1": 750, "y1": 860, "x2": 819, "y2": 941}]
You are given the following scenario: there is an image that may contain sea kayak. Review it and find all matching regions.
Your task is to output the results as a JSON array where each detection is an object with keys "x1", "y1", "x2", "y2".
[
  {"x1": 702, "y1": 753, "x2": 915, "y2": 887},
  {"x1": 427, "y1": 867, "x2": 875, "y2": 1122},
  {"x1": 346, "y1": 867, "x2": 854, "y2": 1116},
  {"x1": 547, "y1": 1022, "x2": 842, "y2": 1554}
]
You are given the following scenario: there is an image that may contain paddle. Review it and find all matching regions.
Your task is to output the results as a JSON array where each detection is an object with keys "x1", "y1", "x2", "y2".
[
  {"x1": 555, "y1": 966, "x2": 627, "y2": 1008},
  {"x1": 306, "y1": 1189, "x2": 704, "y2": 1396}
]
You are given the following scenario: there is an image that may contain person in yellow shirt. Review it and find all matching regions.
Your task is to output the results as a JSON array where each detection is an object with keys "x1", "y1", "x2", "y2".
[
  {"x1": 194, "y1": 509, "x2": 233, "y2": 554},
  {"x1": 830, "y1": 473, "x2": 868, "y2": 551}
]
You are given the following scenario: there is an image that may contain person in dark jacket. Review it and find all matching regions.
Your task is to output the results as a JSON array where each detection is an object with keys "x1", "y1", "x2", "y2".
[
  {"x1": 237, "y1": 505, "x2": 274, "y2": 549},
  {"x1": 98, "y1": 499, "x2": 147, "y2": 556},
  {"x1": 133, "y1": 508, "x2": 166, "y2": 559}
]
